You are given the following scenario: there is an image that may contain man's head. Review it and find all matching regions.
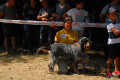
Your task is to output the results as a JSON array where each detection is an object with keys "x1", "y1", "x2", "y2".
[
  {"x1": 40, "y1": 0, "x2": 48, "y2": 8},
  {"x1": 58, "y1": 0, "x2": 66, "y2": 4},
  {"x1": 31, "y1": 0, "x2": 36, "y2": 6},
  {"x1": 8, "y1": 0, "x2": 15, "y2": 6},
  {"x1": 63, "y1": 16, "x2": 73, "y2": 31},
  {"x1": 76, "y1": 0, "x2": 84, "y2": 9},
  {"x1": 107, "y1": 7, "x2": 117, "y2": 21},
  {"x1": 112, "y1": 0, "x2": 120, "y2": 5}
]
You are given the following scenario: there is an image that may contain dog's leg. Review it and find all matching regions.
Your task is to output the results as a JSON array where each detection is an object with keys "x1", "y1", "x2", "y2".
[
  {"x1": 48, "y1": 53, "x2": 58, "y2": 74},
  {"x1": 74, "y1": 61, "x2": 80, "y2": 75}
]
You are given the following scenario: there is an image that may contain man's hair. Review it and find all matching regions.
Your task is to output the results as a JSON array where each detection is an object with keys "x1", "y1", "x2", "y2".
[
  {"x1": 76, "y1": 0, "x2": 84, "y2": 4},
  {"x1": 64, "y1": 16, "x2": 73, "y2": 23},
  {"x1": 61, "y1": 0, "x2": 67, "y2": 3}
]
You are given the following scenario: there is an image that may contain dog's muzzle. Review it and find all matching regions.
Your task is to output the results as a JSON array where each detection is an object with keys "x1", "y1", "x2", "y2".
[{"x1": 84, "y1": 41, "x2": 91, "y2": 51}]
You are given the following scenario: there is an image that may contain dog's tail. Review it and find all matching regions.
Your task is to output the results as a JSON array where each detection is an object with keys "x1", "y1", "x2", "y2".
[{"x1": 36, "y1": 46, "x2": 51, "y2": 55}]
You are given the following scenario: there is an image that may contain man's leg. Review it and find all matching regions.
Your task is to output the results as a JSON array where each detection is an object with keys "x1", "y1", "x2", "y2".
[
  {"x1": 23, "y1": 25, "x2": 30, "y2": 50},
  {"x1": 4, "y1": 37, "x2": 9, "y2": 51},
  {"x1": 29, "y1": 26, "x2": 36, "y2": 52},
  {"x1": 47, "y1": 27, "x2": 56, "y2": 46},
  {"x1": 114, "y1": 57, "x2": 119, "y2": 71},
  {"x1": 11, "y1": 24, "x2": 16, "y2": 50},
  {"x1": 72, "y1": 28, "x2": 84, "y2": 39},
  {"x1": 3, "y1": 24, "x2": 10, "y2": 53},
  {"x1": 39, "y1": 26, "x2": 47, "y2": 47},
  {"x1": 11, "y1": 37, "x2": 15, "y2": 50},
  {"x1": 107, "y1": 58, "x2": 113, "y2": 72}
]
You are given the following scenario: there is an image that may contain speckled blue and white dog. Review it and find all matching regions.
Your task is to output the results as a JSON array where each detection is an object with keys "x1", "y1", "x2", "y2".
[{"x1": 48, "y1": 37, "x2": 91, "y2": 74}]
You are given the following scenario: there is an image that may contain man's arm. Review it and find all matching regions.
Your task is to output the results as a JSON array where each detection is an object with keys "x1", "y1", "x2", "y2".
[
  {"x1": 15, "y1": 13, "x2": 19, "y2": 19},
  {"x1": 83, "y1": 13, "x2": 89, "y2": 22},
  {"x1": 37, "y1": 13, "x2": 48, "y2": 20},
  {"x1": 111, "y1": 28, "x2": 120, "y2": 35},
  {"x1": 99, "y1": 14, "x2": 105, "y2": 23},
  {"x1": 63, "y1": 13, "x2": 68, "y2": 18},
  {"x1": 49, "y1": 16, "x2": 55, "y2": 21},
  {"x1": 0, "y1": 12, "x2": 4, "y2": 19},
  {"x1": 100, "y1": 4, "x2": 109, "y2": 23}
]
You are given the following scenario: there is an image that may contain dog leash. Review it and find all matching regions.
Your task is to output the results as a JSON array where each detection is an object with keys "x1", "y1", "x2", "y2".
[{"x1": 76, "y1": 43, "x2": 85, "y2": 73}]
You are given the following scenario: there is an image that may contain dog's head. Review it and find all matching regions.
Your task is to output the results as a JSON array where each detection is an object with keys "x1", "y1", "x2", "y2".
[{"x1": 78, "y1": 37, "x2": 92, "y2": 52}]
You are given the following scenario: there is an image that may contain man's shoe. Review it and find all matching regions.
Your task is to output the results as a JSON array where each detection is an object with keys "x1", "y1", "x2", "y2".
[
  {"x1": 22, "y1": 49, "x2": 28, "y2": 54},
  {"x1": 106, "y1": 72, "x2": 113, "y2": 78},
  {"x1": 6, "y1": 50, "x2": 11, "y2": 55},
  {"x1": 112, "y1": 71, "x2": 120, "y2": 77}
]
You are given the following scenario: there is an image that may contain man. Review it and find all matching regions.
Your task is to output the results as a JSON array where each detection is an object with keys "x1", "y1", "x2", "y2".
[
  {"x1": 99, "y1": 0, "x2": 120, "y2": 60},
  {"x1": 55, "y1": 16, "x2": 78, "y2": 73},
  {"x1": 63, "y1": 0, "x2": 89, "y2": 39},
  {"x1": 0, "y1": 0, "x2": 18, "y2": 54},
  {"x1": 100, "y1": 0, "x2": 120, "y2": 23},
  {"x1": 37, "y1": 0, "x2": 55, "y2": 48},
  {"x1": 22, "y1": 0, "x2": 38, "y2": 54}
]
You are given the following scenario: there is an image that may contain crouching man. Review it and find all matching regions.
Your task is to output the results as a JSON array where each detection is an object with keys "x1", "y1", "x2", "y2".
[{"x1": 54, "y1": 16, "x2": 78, "y2": 74}]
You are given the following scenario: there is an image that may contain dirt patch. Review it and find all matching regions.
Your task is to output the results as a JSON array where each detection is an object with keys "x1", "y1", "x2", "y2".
[{"x1": 0, "y1": 51, "x2": 120, "y2": 80}]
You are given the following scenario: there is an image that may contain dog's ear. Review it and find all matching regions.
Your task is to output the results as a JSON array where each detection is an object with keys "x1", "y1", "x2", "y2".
[
  {"x1": 78, "y1": 37, "x2": 86, "y2": 44},
  {"x1": 81, "y1": 42, "x2": 85, "y2": 52},
  {"x1": 80, "y1": 38, "x2": 85, "y2": 52}
]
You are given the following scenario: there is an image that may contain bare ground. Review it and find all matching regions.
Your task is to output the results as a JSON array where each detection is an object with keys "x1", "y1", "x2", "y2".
[{"x1": 0, "y1": 50, "x2": 120, "y2": 80}]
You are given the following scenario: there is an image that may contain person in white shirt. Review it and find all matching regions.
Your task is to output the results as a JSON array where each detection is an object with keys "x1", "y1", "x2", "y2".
[
  {"x1": 63, "y1": 0, "x2": 89, "y2": 39},
  {"x1": 106, "y1": 7, "x2": 120, "y2": 78}
]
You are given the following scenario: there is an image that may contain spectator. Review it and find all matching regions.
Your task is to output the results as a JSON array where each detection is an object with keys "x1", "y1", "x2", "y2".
[
  {"x1": 100, "y1": 0, "x2": 120, "y2": 23},
  {"x1": 52, "y1": 0, "x2": 71, "y2": 31},
  {"x1": 0, "y1": 0, "x2": 18, "y2": 54},
  {"x1": 37, "y1": 0, "x2": 55, "y2": 48},
  {"x1": 63, "y1": 0, "x2": 89, "y2": 39},
  {"x1": 106, "y1": 7, "x2": 120, "y2": 77},
  {"x1": 53, "y1": 0, "x2": 71, "y2": 21},
  {"x1": 22, "y1": 0, "x2": 38, "y2": 54}
]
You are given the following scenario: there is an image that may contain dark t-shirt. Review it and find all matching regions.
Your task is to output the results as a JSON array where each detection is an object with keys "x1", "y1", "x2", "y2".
[
  {"x1": 23, "y1": 6, "x2": 38, "y2": 20},
  {"x1": 55, "y1": 3, "x2": 71, "y2": 21},
  {"x1": 38, "y1": 7, "x2": 54, "y2": 19},
  {"x1": 0, "y1": 4, "x2": 16, "y2": 19}
]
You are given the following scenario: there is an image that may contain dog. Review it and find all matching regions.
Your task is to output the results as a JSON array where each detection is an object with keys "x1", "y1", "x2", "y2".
[{"x1": 47, "y1": 37, "x2": 91, "y2": 74}]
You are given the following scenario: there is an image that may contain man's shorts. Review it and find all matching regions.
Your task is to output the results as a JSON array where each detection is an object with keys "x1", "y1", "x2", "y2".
[
  {"x1": 3, "y1": 23, "x2": 16, "y2": 38},
  {"x1": 108, "y1": 43, "x2": 120, "y2": 59}
]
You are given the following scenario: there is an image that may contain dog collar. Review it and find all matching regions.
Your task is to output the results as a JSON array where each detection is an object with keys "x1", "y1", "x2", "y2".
[{"x1": 76, "y1": 43, "x2": 81, "y2": 47}]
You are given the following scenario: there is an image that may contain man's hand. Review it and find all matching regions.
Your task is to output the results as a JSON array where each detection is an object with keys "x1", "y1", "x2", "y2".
[
  {"x1": 111, "y1": 28, "x2": 120, "y2": 35},
  {"x1": 41, "y1": 17, "x2": 48, "y2": 21},
  {"x1": 42, "y1": 13, "x2": 48, "y2": 18},
  {"x1": 52, "y1": 13, "x2": 61, "y2": 19},
  {"x1": 52, "y1": 13, "x2": 56, "y2": 17},
  {"x1": 63, "y1": 13, "x2": 68, "y2": 18},
  {"x1": 37, "y1": 13, "x2": 48, "y2": 20}
]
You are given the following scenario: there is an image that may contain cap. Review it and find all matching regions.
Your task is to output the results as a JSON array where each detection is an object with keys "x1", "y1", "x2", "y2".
[
  {"x1": 64, "y1": 16, "x2": 73, "y2": 23},
  {"x1": 40, "y1": 0, "x2": 46, "y2": 2},
  {"x1": 108, "y1": 7, "x2": 118, "y2": 14}
]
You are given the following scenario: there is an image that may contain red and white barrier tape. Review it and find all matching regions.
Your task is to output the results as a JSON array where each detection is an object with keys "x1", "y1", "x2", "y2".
[{"x1": 0, "y1": 19, "x2": 107, "y2": 29}]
